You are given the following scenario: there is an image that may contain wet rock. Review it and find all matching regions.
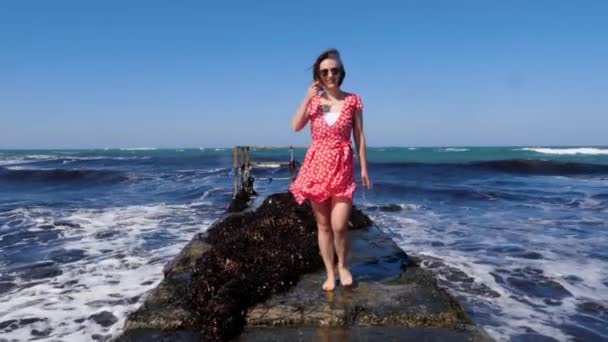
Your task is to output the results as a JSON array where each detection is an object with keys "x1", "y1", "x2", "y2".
[
  {"x1": 505, "y1": 267, "x2": 572, "y2": 299},
  {"x1": 468, "y1": 283, "x2": 501, "y2": 299},
  {"x1": 31, "y1": 327, "x2": 53, "y2": 336},
  {"x1": 227, "y1": 178, "x2": 256, "y2": 213},
  {"x1": 54, "y1": 220, "x2": 81, "y2": 229},
  {"x1": 238, "y1": 326, "x2": 490, "y2": 342},
  {"x1": 87, "y1": 295, "x2": 141, "y2": 308},
  {"x1": 511, "y1": 333, "x2": 559, "y2": 342},
  {"x1": 92, "y1": 333, "x2": 113, "y2": 341},
  {"x1": 564, "y1": 275, "x2": 583, "y2": 285},
  {"x1": 118, "y1": 330, "x2": 200, "y2": 341},
  {"x1": 21, "y1": 266, "x2": 62, "y2": 280},
  {"x1": 0, "y1": 318, "x2": 46, "y2": 333},
  {"x1": 366, "y1": 204, "x2": 402, "y2": 212},
  {"x1": 0, "y1": 282, "x2": 15, "y2": 295},
  {"x1": 14, "y1": 261, "x2": 62, "y2": 281},
  {"x1": 445, "y1": 267, "x2": 475, "y2": 283},
  {"x1": 423, "y1": 257, "x2": 500, "y2": 298},
  {"x1": 543, "y1": 299, "x2": 562, "y2": 306},
  {"x1": 0, "y1": 319, "x2": 17, "y2": 330},
  {"x1": 514, "y1": 251, "x2": 543, "y2": 260},
  {"x1": 95, "y1": 230, "x2": 120, "y2": 239},
  {"x1": 49, "y1": 249, "x2": 86, "y2": 263},
  {"x1": 21, "y1": 318, "x2": 46, "y2": 325},
  {"x1": 89, "y1": 311, "x2": 118, "y2": 327},
  {"x1": 129, "y1": 295, "x2": 142, "y2": 304},
  {"x1": 61, "y1": 279, "x2": 79, "y2": 287},
  {"x1": 577, "y1": 301, "x2": 607, "y2": 316}
]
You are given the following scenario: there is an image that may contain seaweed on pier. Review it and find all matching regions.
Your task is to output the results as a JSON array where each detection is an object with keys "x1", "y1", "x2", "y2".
[{"x1": 188, "y1": 192, "x2": 370, "y2": 341}]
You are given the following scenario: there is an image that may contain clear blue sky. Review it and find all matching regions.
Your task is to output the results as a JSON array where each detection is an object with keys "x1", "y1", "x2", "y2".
[{"x1": 1, "y1": 1, "x2": 607, "y2": 148}]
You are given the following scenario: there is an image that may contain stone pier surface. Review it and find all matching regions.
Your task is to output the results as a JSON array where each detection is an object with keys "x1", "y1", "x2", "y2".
[{"x1": 118, "y1": 193, "x2": 492, "y2": 341}]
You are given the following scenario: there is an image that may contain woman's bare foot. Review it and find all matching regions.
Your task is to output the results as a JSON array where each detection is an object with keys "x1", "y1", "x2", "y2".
[
  {"x1": 322, "y1": 277, "x2": 336, "y2": 291},
  {"x1": 338, "y1": 266, "x2": 353, "y2": 286}
]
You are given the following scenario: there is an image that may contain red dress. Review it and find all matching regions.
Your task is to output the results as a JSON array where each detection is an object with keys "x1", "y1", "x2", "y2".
[{"x1": 290, "y1": 93, "x2": 363, "y2": 205}]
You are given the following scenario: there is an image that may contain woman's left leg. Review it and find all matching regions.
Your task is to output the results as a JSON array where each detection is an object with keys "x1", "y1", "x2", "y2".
[{"x1": 330, "y1": 197, "x2": 353, "y2": 286}]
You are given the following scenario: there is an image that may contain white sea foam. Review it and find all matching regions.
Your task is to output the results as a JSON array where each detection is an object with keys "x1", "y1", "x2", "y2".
[
  {"x1": 371, "y1": 206, "x2": 608, "y2": 341},
  {"x1": 439, "y1": 148, "x2": 470, "y2": 152},
  {"x1": 399, "y1": 203, "x2": 425, "y2": 211},
  {"x1": 119, "y1": 147, "x2": 158, "y2": 151},
  {"x1": 254, "y1": 163, "x2": 282, "y2": 168},
  {"x1": 0, "y1": 204, "x2": 218, "y2": 341},
  {"x1": 519, "y1": 147, "x2": 608, "y2": 155},
  {"x1": 0, "y1": 155, "x2": 58, "y2": 166},
  {"x1": 0, "y1": 155, "x2": 150, "y2": 167}
]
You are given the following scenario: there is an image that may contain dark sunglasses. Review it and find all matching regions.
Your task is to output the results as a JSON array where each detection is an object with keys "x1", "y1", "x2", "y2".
[{"x1": 319, "y1": 67, "x2": 342, "y2": 77}]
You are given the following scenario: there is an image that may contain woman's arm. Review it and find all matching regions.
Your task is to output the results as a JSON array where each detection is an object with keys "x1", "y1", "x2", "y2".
[
  {"x1": 291, "y1": 96, "x2": 312, "y2": 132},
  {"x1": 353, "y1": 107, "x2": 372, "y2": 190},
  {"x1": 291, "y1": 82, "x2": 321, "y2": 132}
]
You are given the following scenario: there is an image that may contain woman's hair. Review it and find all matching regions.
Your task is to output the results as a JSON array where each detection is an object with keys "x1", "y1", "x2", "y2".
[{"x1": 312, "y1": 48, "x2": 346, "y2": 86}]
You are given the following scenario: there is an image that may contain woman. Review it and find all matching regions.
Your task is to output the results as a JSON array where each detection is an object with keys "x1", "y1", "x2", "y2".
[{"x1": 290, "y1": 48, "x2": 372, "y2": 291}]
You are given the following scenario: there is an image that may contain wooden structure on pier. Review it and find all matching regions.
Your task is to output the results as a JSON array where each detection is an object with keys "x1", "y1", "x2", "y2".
[{"x1": 232, "y1": 145, "x2": 301, "y2": 198}]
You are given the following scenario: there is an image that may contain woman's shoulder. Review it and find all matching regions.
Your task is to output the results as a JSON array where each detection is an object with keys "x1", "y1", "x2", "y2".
[
  {"x1": 343, "y1": 92, "x2": 363, "y2": 110},
  {"x1": 343, "y1": 91, "x2": 362, "y2": 99}
]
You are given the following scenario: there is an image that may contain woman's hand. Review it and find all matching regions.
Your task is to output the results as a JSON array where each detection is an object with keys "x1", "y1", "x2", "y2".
[
  {"x1": 305, "y1": 81, "x2": 322, "y2": 101},
  {"x1": 361, "y1": 169, "x2": 372, "y2": 190}
]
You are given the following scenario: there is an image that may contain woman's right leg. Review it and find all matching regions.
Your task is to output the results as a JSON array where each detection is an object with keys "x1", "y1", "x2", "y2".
[{"x1": 311, "y1": 199, "x2": 335, "y2": 291}]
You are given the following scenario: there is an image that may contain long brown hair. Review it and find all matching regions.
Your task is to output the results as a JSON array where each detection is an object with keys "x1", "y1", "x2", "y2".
[{"x1": 312, "y1": 48, "x2": 346, "y2": 86}]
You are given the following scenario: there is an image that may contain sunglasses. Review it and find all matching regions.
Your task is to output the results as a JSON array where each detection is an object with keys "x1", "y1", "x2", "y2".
[{"x1": 319, "y1": 67, "x2": 342, "y2": 78}]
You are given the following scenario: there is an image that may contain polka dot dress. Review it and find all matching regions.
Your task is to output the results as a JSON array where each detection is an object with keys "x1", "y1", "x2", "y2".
[{"x1": 290, "y1": 93, "x2": 364, "y2": 205}]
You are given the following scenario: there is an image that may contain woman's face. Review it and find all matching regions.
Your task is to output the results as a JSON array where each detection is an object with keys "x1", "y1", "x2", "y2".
[{"x1": 318, "y1": 58, "x2": 342, "y2": 90}]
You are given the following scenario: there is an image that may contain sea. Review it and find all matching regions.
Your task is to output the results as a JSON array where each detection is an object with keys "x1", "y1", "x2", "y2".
[{"x1": 0, "y1": 147, "x2": 607, "y2": 341}]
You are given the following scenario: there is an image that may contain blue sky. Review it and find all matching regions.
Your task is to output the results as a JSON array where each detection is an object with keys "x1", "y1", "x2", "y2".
[{"x1": 1, "y1": 1, "x2": 607, "y2": 148}]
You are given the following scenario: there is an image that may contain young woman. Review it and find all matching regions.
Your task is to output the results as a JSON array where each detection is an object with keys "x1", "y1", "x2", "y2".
[{"x1": 290, "y1": 48, "x2": 372, "y2": 291}]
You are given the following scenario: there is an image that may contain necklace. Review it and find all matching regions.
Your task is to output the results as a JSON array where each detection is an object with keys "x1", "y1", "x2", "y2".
[{"x1": 321, "y1": 95, "x2": 344, "y2": 113}]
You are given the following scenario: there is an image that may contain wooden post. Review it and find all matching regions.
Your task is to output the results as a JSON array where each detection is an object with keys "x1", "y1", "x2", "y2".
[
  {"x1": 240, "y1": 146, "x2": 245, "y2": 186},
  {"x1": 245, "y1": 146, "x2": 251, "y2": 180},
  {"x1": 289, "y1": 146, "x2": 296, "y2": 180},
  {"x1": 233, "y1": 146, "x2": 238, "y2": 198},
  {"x1": 233, "y1": 145, "x2": 304, "y2": 196}
]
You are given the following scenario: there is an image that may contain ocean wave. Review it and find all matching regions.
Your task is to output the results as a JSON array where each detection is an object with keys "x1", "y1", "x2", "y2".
[
  {"x1": 368, "y1": 181, "x2": 524, "y2": 202},
  {"x1": 253, "y1": 163, "x2": 282, "y2": 168},
  {"x1": 364, "y1": 203, "x2": 426, "y2": 212},
  {"x1": 0, "y1": 155, "x2": 58, "y2": 166},
  {"x1": 0, "y1": 204, "x2": 217, "y2": 341},
  {"x1": 439, "y1": 148, "x2": 470, "y2": 152},
  {"x1": 373, "y1": 159, "x2": 608, "y2": 176},
  {"x1": 471, "y1": 160, "x2": 608, "y2": 175},
  {"x1": 519, "y1": 147, "x2": 608, "y2": 155},
  {"x1": 0, "y1": 155, "x2": 151, "y2": 167},
  {"x1": 372, "y1": 209, "x2": 608, "y2": 342},
  {"x1": 119, "y1": 147, "x2": 158, "y2": 151},
  {"x1": 0, "y1": 167, "x2": 129, "y2": 184}
]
